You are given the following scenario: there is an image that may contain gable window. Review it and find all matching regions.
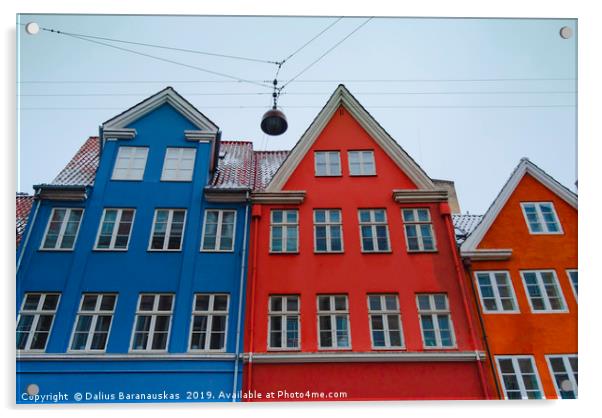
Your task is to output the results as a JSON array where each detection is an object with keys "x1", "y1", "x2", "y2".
[
  {"x1": 402, "y1": 208, "x2": 436, "y2": 251},
  {"x1": 161, "y1": 147, "x2": 196, "y2": 181},
  {"x1": 358, "y1": 209, "x2": 390, "y2": 252},
  {"x1": 69, "y1": 294, "x2": 117, "y2": 352},
  {"x1": 546, "y1": 355, "x2": 578, "y2": 399},
  {"x1": 317, "y1": 295, "x2": 350, "y2": 349},
  {"x1": 201, "y1": 210, "x2": 236, "y2": 252},
  {"x1": 268, "y1": 295, "x2": 300, "y2": 350},
  {"x1": 149, "y1": 209, "x2": 186, "y2": 251},
  {"x1": 520, "y1": 270, "x2": 567, "y2": 312},
  {"x1": 95, "y1": 208, "x2": 135, "y2": 250},
  {"x1": 189, "y1": 294, "x2": 229, "y2": 351},
  {"x1": 16, "y1": 293, "x2": 60, "y2": 351},
  {"x1": 520, "y1": 202, "x2": 562, "y2": 234},
  {"x1": 314, "y1": 151, "x2": 341, "y2": 176},
  {"x1": 566, "y1": 270, "x2": 577, "y2": 300},
  {"x1": 270, "y1": 210, "x2": 298, "y2": 253},
  {"x1": 367, "y1": 294, "x2": 404, "y2": 349},
  {"x1": 314, "y1": 209, "x2": 343, "y2": 253},
  {"x1": 348, "y1": 150, "x2": 376, "y2": 176},
  {"x1": 496, "y1": 356, "x2": 544, "y2": 399},
  {"x1": 416, "y1": 294, "x2": 455, "y2": 348},
  {"x1": 474, "y1": 271, "x2": 519, "y2": 313},
  {"x1": 112, "y1": 146, "x2": 148, "y2": 181},
  {"x1": 131, "y1": 294, "x2": 174, "y2": 351},
  {"x1": 41, "y1": 208, "x2": 84, "y2": 250}
]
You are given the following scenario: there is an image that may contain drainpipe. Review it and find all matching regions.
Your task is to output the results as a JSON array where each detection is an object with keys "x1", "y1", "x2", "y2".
[
  {"x1": 441, "y1": 202, "x2": 491, "y2": 399},
  {"x1": 16, "y1": 197, "x2": 40, "y2": 273},
  {"x1": 231, "y1": 191, "x2": 250, "y2": 402},
  {"x1": 245, "y1": 203, "x2": 262, "y2": 396}
]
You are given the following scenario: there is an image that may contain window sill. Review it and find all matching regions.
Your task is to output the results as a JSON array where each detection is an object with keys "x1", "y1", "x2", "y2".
[
  {"x1": 407, "y1": 249, "x2": 439, "y2": 254},
  {"x1": 147, "y1": 249, "x2": 183, "y2": 252},
  {"x1": 200, "y1": 249, "x2": 235, "y2": 253},
  {"x1": 267, "y1": 348, "x2": 302, "y2": 352},
  {"x1": 314, "y1": 251, "x2": 345, "y2": 255},
  {"x1": 93, "y1": 248, "x2": 129, "y2": 252},
  {"x1": 110, "y1": 179, "x2": 144, "y2": 182},
  {"x1": 37, "y1": 248, "x2": 75, "y2": 252},
  {"x1": 349, "y1": 174, "x2": 377, "y2": 177},
  {"x1": 360, "y1": 250, "x2": 393, "y2": 254},
  {"x1": 159, "y1": 179, "x2": 194, "y2": 183},
  {"x1": 422, "y1": 346, "x2": 458, "y2": 350},
  {"x1": 269, "y1": 251, "x2": 300, "y2": 255}
]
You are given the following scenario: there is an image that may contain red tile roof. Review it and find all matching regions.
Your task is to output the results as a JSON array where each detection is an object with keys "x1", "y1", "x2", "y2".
[
  {"x1": 16, "y1": 193, "x2": 34, "y2": 247},
  {"x1": 52, "y1": 137, "x2": 101, "y2": 186},
  {"x1": 252, "y1": 150, "x2": 290, "y2": 191},
  {"x1": 209, "y1": 141, "x2": 255, "y2": 189}
]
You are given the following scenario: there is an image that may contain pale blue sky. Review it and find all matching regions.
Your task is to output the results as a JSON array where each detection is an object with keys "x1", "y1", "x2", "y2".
[{"x1": 16, "y1": 15, "x2": 577, "y2": 213}]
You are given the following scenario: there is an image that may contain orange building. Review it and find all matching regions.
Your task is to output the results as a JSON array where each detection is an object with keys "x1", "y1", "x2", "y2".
[{"x1": 458, "y1": 158, "x2": 577, "y2": 399}]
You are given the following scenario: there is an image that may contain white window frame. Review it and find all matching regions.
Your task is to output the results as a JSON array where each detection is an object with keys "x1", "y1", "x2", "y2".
[
  {"x1": 317, "y1": 295, "x2": 351, "y2": 350},
  {"x1": 546, "y1": 354, "x2": 578, "y2": 399},
  {"x1": 367, "y1": 294, "x2": 404, "y2": 349},
  {"x1": 474, "y1": 271, "x2": 520, "y2": 313},
  {"x1": 496, "y1": 355, "x2": 545, "y2": 400},
  {"x1": 314, "y1": 151, "x2": 341, "y2": 176},
  {"x1": 68, "y1": 293, "x2": 118, "y2": 353},
  {"x1": 520, "y1": 202, "x2": 563, "y2": 235},
  {"x1": 402, "y1": 208, "x2": 437, "y2": 252},
  {"x1": 94, "y1": 208, "x2": 136, "y2": 251},
  {"x1": 200, "y1": 209, "x2": 237, "y2": 252},
  {"x1": 269, "y1": 209, "x2": 299, "y2": 253},
  {"x1": 416, "y1": 294, "x2": 456, "y2": 349},
  {"x1": 520, "y1": 270, "x2": 568, "y2": 313},
  {"x1": 148, "y1": 209, "x2": 187, "y2": 251},
  {"x1": 40, "y1": 208, "x2": 84, "y2": 251},
  {"x1": 160, "y1": 147, "x2": 196, "y2": 182},
  {"x1": 313, "y1": 209, "x2": 344, "y2": 253},
  {"x1": 566, "y1": 269, "x2": 578, "y2": 301},
  {"x1": 129, "y1": 294, "x2": 174, "y2": 352},
  {"x1": 348, "y1": 150, "x2": 376, "y2": 176},
  {"x1": 188, "y1": 294, "x2": 229, "y2": 352},
  {"x1": 111, "y1": 146, "x2": 149, "y2": 181},
  {"x1": 358, "y1": 209, "x2": 391, "y2": 253},
  {"x1": 268, "y1": 295, "x2": 301, "y2": 351},
  {"x1": 16, "y1": 293, "x2": 61, "y2": 352}
]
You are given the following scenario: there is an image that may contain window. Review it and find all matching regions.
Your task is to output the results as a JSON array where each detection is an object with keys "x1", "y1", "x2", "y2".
[
  {"x1": 317, "y1": 295, "x2": 350, "y2": 349},
  {"x1": 358, "y1": 209, "x2": 390, "y2": 252},
  {"x1": 521, "y1": 202, "x2": 562, "y2": 234},
  {"x1": 521, "y1": 270, "x2": 567, "y2": 312},
  {"x1": 16, "y1": 293, "x2": 60, "y2": 351},
  {"x1": 69, "y1": 294, "x2": 117, "y2": 352},
  {"x1": 41, "y1": 208, "x2": 84, "y2": 250},
  {"x1": 149, "y1": 209, "x2": 186, "y2": 251},
  {"x1": 94, "y1": 208, "x2": 135, "y2": 250},
  {"x1": 314, "y1": 151, "x2": 341, "y2": 176},
  {"x1": 189, "y1": 294, "x2": 229, "y2": 351},
  {"x1": 367, "y1": 294, "x2": 404, "y2": 349},
  {"x1": 474, "y1": 271, "x2": 519, "y2": 313},
  {"x1": 416, "y1": 294, "x2": 455, "y2": 348},
  {"x1": 268, "y1": 295, "x2": 300, "y2": 350},
  {"x1": 348, "y1": 150, "x2": 376, "y2": 175},
  {"x1": 546, "y1": 355, "x2": 578, "y2": 399},
  {"x1": 567, "y1": 270, "x2": 578, "y2": 300},
  {"x1": 402, "y1": 208, "x2": 436, "y2": 251},
  {"x1": 161, "y1": 147, "x2": 196, "y2": 181},
  {"x1": 270, "y1": 210, "x2": 298, "y2": 253},
  {"x1": 314, "y1": 209, "x2": 343, "y2": 252},
  {"x1": 201, "y1": 210, "x2": 236, "y2": 252},
  {"x1": 112, "y1": 146, "x2": 148, "y2": 180},
  {"x1": 496, "y1": 356, "x2": 544, "y2": 399},
  {"x1": 131, "y1": 294, "x2": 174, "y2": 351}
]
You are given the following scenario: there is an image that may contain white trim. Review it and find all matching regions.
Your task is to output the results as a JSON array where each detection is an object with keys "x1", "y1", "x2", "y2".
[
  {"x1": 16, "y1": 293, "x2": 61, "y2": 352},
  {"x1": 316, "y1": 295, "x2": 351, "y2": 350},
  {"x1": 314, "y1": 151, "x2": 342, "y2": 177},
  {"x1": 103, "y1": 128, "x2": 137, "y2": 140},
  {"x1": 348, "y1": 150, "x2": 376, "y2": 176},
  {"x1": 251, "y1": 191, "x2": 305, "y2": 204},
  {"x1": 566, "y1": 269, "x2": 578, "y2": 301},
  {"x1": 188, "y1": 293, "x2": 229, "y2": 352},
  {"x1": 460, "y1": 249, "x2": 513, "y2": 261},
  {"x1": 367, "y1": 294, "x2": 405, "y2": 350},
  {"x1": 495, "y1": 355, "x2": 545, "y2": 400},
  {"x1": 545, "y1": 354, "x2": 578, "y2": 399},
  {"x1": 520, "y1": 270, "x2": 568, "y2": 313},
  {"x1": 520, "y1": 202, "x2": 564, "y2": 235},
  {"x1": 39, "y1": 208, "x2": 84, "y2": 251},
  {"x1": 200, "y1": 209, "x2": 237, "y2": 252},
  {"x1": 265, "y1": 85, "x2": 435, "y2": 192},
  {"x1": 269, "y1": 209, "x2": 299, "y2": 253},
  {"x1": 416, "y1": 294, "x2": 456, "y2": 349},
  {"x1": 184, "y1": 130, "x2": 217, "y2": 142},
  {"x1": 94, "y1": 208, "x2": 136, "y2": 251},
  {"x1": 160, "y1": 147, "x2": 197, "y2": 182},
  {"x1": 243, "y1": 351, "x2": 484, "y2": 364},
  {"x1": 358, "y1": 209, "x2": 391, "y2": 253},
  {"x1": 111, "y1": 146, "x2": 149, "y2": 181},
  {"x1": 393, "y1": 189, "x2": 449, "y2": 203},
  {"x1": 148, "y1": 209, "x2": 187, "y2": 251},
  {"x1": 129, "y1": 294, "x2": 175, "y2": 352},
  {"x1": 313, "y1": 209, "x2": 344, "y2": 253},
  {"x1": 402, "y1": 208, "x2": 437, "y2": 252},
  {"x1": 461, "y1": 158, "x2": 577, "y2": 253},
  {"x1": 267, "y1": 295, "x2": 301, "y2": 351},
  {"x1": 67, "y1": 293, "x2": 118, "y2": 353},
  {"x1": 473, "y1": 271, "x2": 520, "y2": 314}
]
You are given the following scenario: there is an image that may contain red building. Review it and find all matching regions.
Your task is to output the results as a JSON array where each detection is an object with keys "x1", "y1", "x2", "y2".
[{"x1": 242, "y1": 85, "x2": 492, "y2": 401}]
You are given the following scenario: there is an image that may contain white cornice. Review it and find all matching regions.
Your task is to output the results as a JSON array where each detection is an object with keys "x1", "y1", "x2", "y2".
[
  {"x1": 204, "y1": 188, "x2": 250, "y2": 203},
  {"x1": 244, "y1": 351, "x2": 485, "y2": 364},
  {"x1": 461, "y1": 158, "x2": 578, "y2": 253},
  {"x1": 102, "y1": 128, "x2": 137, "y2": 141},
  {"x1": 393, "y1": 189, "x2": 449, "y2": 203},
  {"x1": 184, "y1": 130, "x2": 217, "y2": 143},
  {"x1": 265, "y1": 85, "x2": 435, "y2": 192},
  {"x1": 460, "y1": 249, "x2": 513, "y2": 261},
  {"x1": 251, "y1": 191, "x2": 306, "y2": 204},
  {"x1": 17, "y1": 353, "x2": 236, "y2": 361}
]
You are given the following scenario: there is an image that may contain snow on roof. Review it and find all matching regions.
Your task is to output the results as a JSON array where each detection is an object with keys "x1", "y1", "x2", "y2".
[
  {"x1": 209, "y1": 141, "x2": 255, "y2": 189},
  {"x1": 16, "y1": 193, "x2": 34, "y2": 247},
  {"x1": 253, "y1": 150, "x2": 290, "y2": 191},
  {"x1": 452, "y1": 214, "x2": 484, "y2": 244},
  {"x1": 51, "y1": 137, "x2": 101, "y2": 186}
]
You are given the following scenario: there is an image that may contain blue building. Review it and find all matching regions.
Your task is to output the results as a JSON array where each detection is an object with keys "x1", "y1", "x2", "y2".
[{"x1": 16, "y1": 87, "x2": 253, "y2": 403}]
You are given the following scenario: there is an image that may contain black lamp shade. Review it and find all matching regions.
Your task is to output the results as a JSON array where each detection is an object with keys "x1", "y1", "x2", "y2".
[{"x1": 261, "y1": 108, "x2": 288, "y2": 136}]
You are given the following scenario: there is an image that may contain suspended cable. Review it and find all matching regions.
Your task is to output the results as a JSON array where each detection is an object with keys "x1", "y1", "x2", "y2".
[
  {"x1": 20, "y1": 104, "x2": 575, "y2": 110},
  {"x1": 281, "y1": 17, "x2": 344, "y2": 64},
  {"x1": 280, "y1": 18, "x2": 373, "y2": 90},
  {"x1": 41, "y1": 28, "x2": 273, "y2": 89}
]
